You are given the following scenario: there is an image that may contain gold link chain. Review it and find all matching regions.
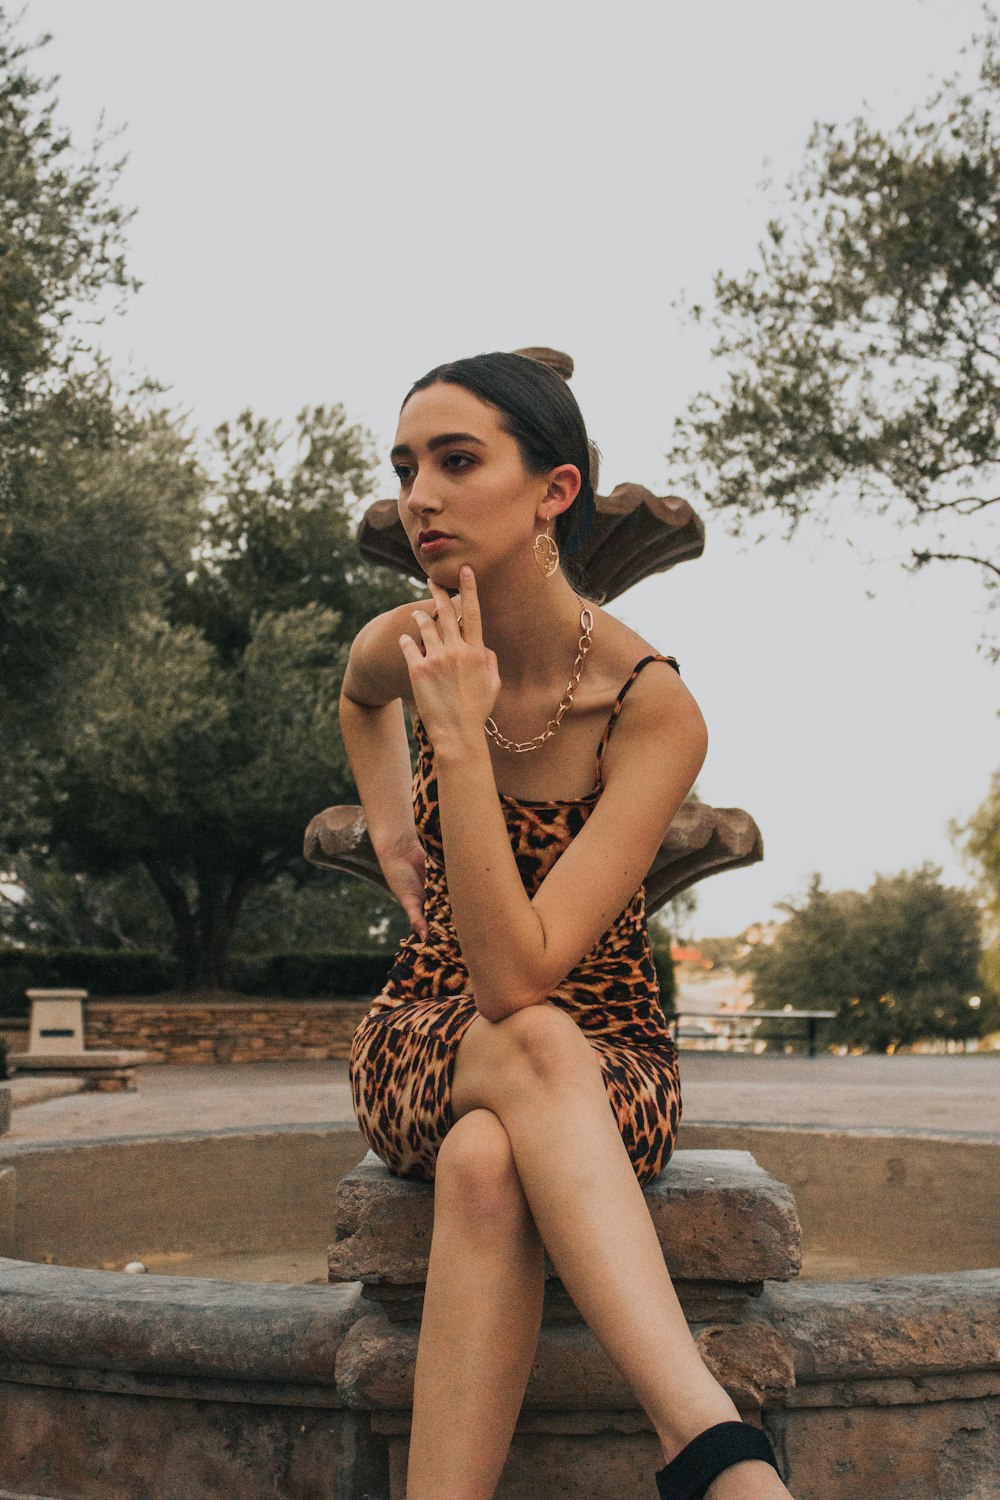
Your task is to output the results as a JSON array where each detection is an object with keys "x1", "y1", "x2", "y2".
[{"x1": 485, "y1": 599, "x2": 595, "y2": 754}]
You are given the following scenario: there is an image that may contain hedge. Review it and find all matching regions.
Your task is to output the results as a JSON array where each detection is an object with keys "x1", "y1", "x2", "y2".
[{"x1": 0, "y1": 948, "x2": 394, "y2": 1015}]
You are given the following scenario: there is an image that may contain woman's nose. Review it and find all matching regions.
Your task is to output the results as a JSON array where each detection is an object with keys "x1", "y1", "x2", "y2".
[{"x1": 405, "y1": 474, "x2": 441, "y2": 516}]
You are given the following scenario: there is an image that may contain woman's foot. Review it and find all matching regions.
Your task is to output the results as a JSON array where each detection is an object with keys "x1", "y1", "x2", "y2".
[{"x1": 704, "y1": 1460, "x2": 793, "y2": 1499}]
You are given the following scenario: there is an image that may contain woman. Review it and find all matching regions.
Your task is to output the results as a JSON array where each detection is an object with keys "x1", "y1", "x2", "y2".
[{"x1": 340, "y1": 352, "x2": 792, "y2": 1500}]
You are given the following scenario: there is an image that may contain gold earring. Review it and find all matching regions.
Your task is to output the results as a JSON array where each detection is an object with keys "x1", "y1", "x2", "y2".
[{"x1": 534, "y1": 529, "x2": 560, "y2": 578}]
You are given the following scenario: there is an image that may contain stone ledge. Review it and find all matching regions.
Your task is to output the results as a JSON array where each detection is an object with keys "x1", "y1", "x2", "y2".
[
  {"x1": 329, "y1": 1149, "x2": 802, "y2": 1288},
  {"x1": 0, "y1": 1257, "x2": 364, "y2": 1388},
  {"x1": 335, "y1": 1270, "x2": 1000, "y2": 1419},
  {"x1": 9, "y1": 1050, "x2": 149, "y2": 1070},
  {"x1": 746, "y1": 1269, "x2": 1000, "y2": 1385}
]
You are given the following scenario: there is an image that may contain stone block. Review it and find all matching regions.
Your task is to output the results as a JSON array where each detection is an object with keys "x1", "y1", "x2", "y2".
[
  {"x1": 10, "y1": 1049, "x2": 149, "y2": 1070},
  {"x1": 334, "y1": 1304, "x2": 796, "y2": 1413},
  {"x1": 0, "y1": 1257, "x2": 365, "y2": 1385},
  {"x1": 26, "y1": 988, "x2": 87, "y2": 1053},
  {"x1": 769, "y1": 1396, "x2": 1000, "y2": 1500},
  {"x1": 0, "y1": 1167, "x2": 14, "y2": 1254},
  {"x1": 749, "y1": 1269, "x2": 1000, "y2": 1386},
  {"x1": 329, "y1": 1149, "x2": 802, "y2": 1289}
]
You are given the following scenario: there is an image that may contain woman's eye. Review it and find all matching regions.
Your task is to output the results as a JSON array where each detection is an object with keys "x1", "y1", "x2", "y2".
[
  {"x1": 393, "y1": 464, "x2": 414, "y2": 483},
  {"x1": 443, "y1": 453, "x2": 473, "y2": 471}
]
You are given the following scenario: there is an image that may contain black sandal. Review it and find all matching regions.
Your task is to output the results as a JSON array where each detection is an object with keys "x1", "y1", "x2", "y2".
[{"x1": 654, "y1": 1419, "x2": 782, "y2": 1499}]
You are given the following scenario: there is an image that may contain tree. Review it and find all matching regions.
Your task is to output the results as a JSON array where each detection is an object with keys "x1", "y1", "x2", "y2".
[
  {"x1": 0, "y1": 9, "x2": 200, "y2": 819},
  {"x1": 741, "y1": 865, "x2": 994, "y2": 1051},
  {"x1": 668, "y1": 11, "x2": 1000, "y2": 659},
  {"x1": 34, "y1": 406, "x2": 419, "y2": 989},
  {"x1": 951, "y1": 767, "x2": 1000, "y2": 997}
]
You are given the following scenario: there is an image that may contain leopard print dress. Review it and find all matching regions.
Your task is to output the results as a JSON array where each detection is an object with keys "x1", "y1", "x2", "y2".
[{"x1": 348, "y1": 654, "x2": 683, "y2": 1189}]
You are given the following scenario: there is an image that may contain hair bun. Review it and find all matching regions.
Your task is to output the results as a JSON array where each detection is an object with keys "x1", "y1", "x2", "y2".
[{"x1": 511, "y1": 346, "x2": 575, "y2": 381}]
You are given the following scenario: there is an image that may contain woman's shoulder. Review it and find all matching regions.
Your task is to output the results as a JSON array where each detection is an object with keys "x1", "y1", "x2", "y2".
[
  {"x1": 592, "y1": 610, "x2": 705, "y2": 745},
  {"x1": 342, "y1": 597, "x2": 432, "y2": 707}
]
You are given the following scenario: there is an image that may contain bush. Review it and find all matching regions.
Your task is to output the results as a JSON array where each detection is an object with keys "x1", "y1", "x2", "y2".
[
  {"x1": 653, "y1": 949, "x2": 677, "y2": 1017},
  {"x1": 0, "y1": 948, "x2": 175, "y2": 1014},
  {"x1": 0, "y1": 947, "x2": 392, "y2": 1012},
  {"x1": 229, "y1": 951, "x2": 393, "y2": 998}
]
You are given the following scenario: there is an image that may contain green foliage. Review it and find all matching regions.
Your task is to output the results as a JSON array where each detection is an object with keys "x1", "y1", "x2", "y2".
[
  {"x1": 229, "y1": 951, "x2": 393, "y2": 999},
  {"x1": 0, "y1": 945, "x2": 393, "y2": 1016},
  {"x1": 743, "y1": 865, "x2": 994, "y2": 1051},
  {"x1": 647, "y1": 912, "x2": 679, "y2": 1017},
  {"x1": 173, "y1": 406, "x2": 404, "y2": 659},
  {"x1": 0, "y1": 9, "x2": 137, "y2": 403},
  {"x1": 0, "y1": 946, "x2": 175, "y2": 1014},
  {"x1": 0, "y1": 852, "x2": 174, "y2": 951},
  {"x1": 27, "y1": 403, "x2": 420, "y2": 988},
  {"x1": 668, "y1": 13, "x2": 1000, "y2": 657},
  {"x1": 0, "y1": 10, "x2": 201, "y2": 776},
  {"x1": 951, "y1": 766, "x2": 1000, "y2": 997}
]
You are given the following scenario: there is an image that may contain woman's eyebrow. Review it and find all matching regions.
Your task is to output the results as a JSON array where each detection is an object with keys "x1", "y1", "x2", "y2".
[{"x1": 390, "y1": 432, "x2": 488, "y2": 462}]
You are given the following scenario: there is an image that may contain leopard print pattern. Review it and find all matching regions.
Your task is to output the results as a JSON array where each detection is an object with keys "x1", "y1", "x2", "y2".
[{"x1": 349, "y1": 654, "x2": 683, "y2": 1189}]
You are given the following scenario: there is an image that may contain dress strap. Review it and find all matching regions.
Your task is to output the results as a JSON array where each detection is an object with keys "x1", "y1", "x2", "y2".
[{"x1": 595, "y1": 654, "x2": 681, "y2": 780}]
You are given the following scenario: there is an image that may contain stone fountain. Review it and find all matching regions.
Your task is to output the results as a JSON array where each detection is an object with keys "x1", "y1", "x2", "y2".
[{"x1": 0, "y1": 350, "x2": 996, "y2": 1499}]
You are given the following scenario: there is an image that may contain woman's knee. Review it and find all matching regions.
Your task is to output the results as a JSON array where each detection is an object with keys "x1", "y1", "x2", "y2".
[
  {"x1": 495, "y1": 1001, "x2": 601, "y2": 1089},
  {"x1": 435, "y1": 1108, "x2": 530, "y2": 1226}
]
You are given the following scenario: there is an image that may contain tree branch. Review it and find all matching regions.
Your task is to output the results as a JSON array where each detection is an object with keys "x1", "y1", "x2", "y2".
[{"x1": 909, "y1": 548, "x2": 1000, "y2": 581}]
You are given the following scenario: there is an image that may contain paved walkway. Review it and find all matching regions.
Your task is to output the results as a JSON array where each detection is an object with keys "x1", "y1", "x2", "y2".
[{"x1": 4, "y1": 1051, "x2": 998, "y2": 1144}]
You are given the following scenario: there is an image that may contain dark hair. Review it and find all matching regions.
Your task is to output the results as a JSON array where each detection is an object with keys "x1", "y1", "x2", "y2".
[{"x1": 401, "y1": 351, "x2": 596, "y2": 557}]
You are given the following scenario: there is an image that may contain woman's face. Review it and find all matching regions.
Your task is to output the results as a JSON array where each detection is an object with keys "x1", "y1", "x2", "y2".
[{"x1": 391, "y1": 381, "x2": 563, "y2": 588}]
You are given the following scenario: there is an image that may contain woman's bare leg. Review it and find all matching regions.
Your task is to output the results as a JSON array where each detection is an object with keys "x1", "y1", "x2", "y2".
[
  {"x1": 449, "y1": 1004, "x2": 793, "y2": 1498},
  {"x1": 405, "y1": 1107, "x2": 546, "y2": 1500}
]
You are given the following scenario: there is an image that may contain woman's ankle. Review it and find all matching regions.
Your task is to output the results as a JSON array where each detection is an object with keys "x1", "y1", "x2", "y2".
[{"x1": 654, "y1": 1394, "x2": 744, "y2": 1465}]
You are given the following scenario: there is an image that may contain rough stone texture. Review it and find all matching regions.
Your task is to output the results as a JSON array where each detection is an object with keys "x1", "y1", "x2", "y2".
[
  {"x1": 0, "y1": 1084, "x2": 10, "y2": 1134},
  {"x1": 0, "y1": 1378, "x2": 386, "y2": 1500},
  {"x1": 83, "y1": 997, "x2": 371, "y2": 1064},
  {"x1": 0, "y1": 1257, "x2": 364, "y2": 1385},
  {"x1": 769, "y1": 1398, "x2": 1000, "y2": 1500},
  {"x1": 329, "y1": 1149, "x2": 802, "y2": 1289},
  {"x1": 0, "y1": 1167, "x2": 14, "y2": 1253},
  {"x1": 749, "y1": 1270, "x2": 1000, "y2": 1386}
]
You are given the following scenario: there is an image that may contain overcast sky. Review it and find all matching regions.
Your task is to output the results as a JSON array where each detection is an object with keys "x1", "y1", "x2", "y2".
[{"x1": 22, "y1": 0, "x2": 1000, "y2": 938}]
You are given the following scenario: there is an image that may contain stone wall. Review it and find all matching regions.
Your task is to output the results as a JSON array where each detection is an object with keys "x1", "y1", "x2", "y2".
[{"x1": 82, "y1": 997, "x2": 371, "y2": 1064}]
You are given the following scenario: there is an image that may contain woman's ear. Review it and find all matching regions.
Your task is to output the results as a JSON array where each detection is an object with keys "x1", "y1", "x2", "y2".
[{"x1": 536, "y1": 463, "x2": 582, "y2": 524}]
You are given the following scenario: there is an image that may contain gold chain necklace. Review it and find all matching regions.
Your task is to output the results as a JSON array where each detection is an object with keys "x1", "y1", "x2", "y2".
[{"x1": 485, "y1": 598, "x2": 595, "y2": 754}]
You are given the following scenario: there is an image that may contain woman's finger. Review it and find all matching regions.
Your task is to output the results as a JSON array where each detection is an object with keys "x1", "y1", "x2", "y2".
[
  {"x1": 457, "y1": 565, "x2": 483, "y2": 644},
  {"x1": 409, "y1": 608, "x2": 443, "y2": 654},
  {"x1": 427, "y1": 580, "x2": 463, "y2": 642},
  {"x1": 398, "y1": 631, "x2": 423, "y2": 669}
]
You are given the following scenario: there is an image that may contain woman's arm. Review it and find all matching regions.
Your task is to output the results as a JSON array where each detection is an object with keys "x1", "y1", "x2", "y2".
[
  {"x1": 339, "y1": 603, "x2": 433, "y2": 940},
  {"x1": 400, "y1": 572, "x2": 708, "y2": 1021}
]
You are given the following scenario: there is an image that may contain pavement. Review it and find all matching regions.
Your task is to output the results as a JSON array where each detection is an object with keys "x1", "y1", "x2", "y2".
[{"x1": 3, "y1": 1050, "x2": 999, "y2": 1145}]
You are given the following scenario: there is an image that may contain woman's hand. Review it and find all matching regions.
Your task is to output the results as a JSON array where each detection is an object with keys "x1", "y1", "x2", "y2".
[
  {"x1": 378, "y1": 832, "x2": 429, "y2": 942},
  {"x1": 398, "y1": 567, "x2": 500, "y2": 749}
]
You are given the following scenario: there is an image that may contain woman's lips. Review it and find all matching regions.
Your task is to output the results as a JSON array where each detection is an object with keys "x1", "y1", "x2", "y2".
[{"x1": 418, "y1": 534, "x2": 454, "y2": 554}]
